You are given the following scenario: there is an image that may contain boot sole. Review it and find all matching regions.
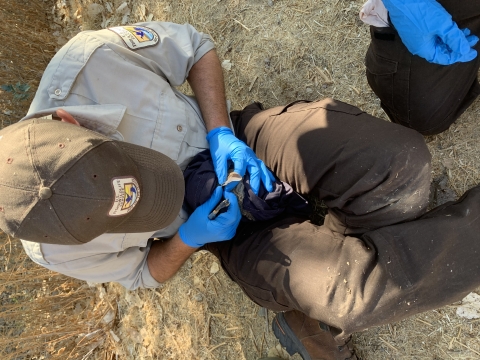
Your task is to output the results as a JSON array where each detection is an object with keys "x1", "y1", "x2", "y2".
[{"x1": 272, "y1": 312, "x2": 311, "y2": 360}]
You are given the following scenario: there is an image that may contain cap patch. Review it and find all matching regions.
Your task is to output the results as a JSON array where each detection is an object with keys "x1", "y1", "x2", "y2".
[
  {"x1": 109, "y1": 177, "x2": 141, "y2": 216},
  {"x1": 109, "y1": 26, "x2": 159, "y2": 50}
]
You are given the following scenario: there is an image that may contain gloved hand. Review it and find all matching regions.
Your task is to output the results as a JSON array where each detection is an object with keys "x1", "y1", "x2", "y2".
[
  {"x1": 383, "y1": 0, "x2": 479, "y2": 65},
  {"x1": 179, "y1": 186, "x2": 241, "y2": 248},
  {"x1": 207, "y1": 127, "x2": 275, "y2": 195}
]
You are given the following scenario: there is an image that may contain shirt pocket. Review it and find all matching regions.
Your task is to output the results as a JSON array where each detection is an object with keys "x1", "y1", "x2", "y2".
[
  {"x1": 120, "y1": 233, "x2": 151, "y2": 250},
  {"x1": 150, "y1": 92, "x2": 188, "y2": 162},
  {"x1": 365, "y1": 51, "x2": 398, "y2": 114}
]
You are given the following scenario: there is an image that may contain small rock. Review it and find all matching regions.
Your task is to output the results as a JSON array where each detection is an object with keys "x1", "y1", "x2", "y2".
[
  {"x1": 73, "y1": 302, "x2": 83, "y2": 315},
  {"x1": 102, "y1": 309, "x2": 115, "y2": 324},
  {"x1": 116, "y1": 2, "x2": 129, "y2": 14},
  {"x1": 109, "y1": 330, "x2": 120, "y2": 342},
  {"x1": 105, "y1": 2, "x2": 113, "y2": 13},
  {"x1": 457, "y1": 292, "x2": 480, "y2": 319},
  {"x1": 194, "y1": 293, "x2": 203, "y2": 302},
  {"x1": 221, "y1": 59, "x2": 232, "y2": 71},
  {"x1": 268, "y1": 344, "x2": 290, "y2": 358},
  {"x1": 87, "y1": 3, "x2": 104, "y2": 17},
  {"x1": 210, "y1": 262, "x2": 220, "y2": 274},
  {"x1": 268, "y1": 0, "x2": 274, "y2": 6},
  {"x1": 128, "y1": 328, "x2": 142, "y2": 344},
  {"x1": 442, "y1": 158, "x2": 455, "y2": 169}
]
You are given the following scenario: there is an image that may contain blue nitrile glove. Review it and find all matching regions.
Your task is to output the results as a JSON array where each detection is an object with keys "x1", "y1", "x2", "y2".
[
  {"x1": 207, "y1": 127, "x2": 275, "y2": 195},
  {"x1": 383, "y1": 0, "x2": 479, "y2": 65},
  {"x1": 179, "y1": 187, "x2": 241, "y2": 248}
]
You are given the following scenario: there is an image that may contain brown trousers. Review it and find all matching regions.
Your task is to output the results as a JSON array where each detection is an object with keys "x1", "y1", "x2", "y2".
[
  {"x1": 365, "y1": 0, "x2": 480, "y2": 135},
  {"x1": 206, "y1": 99, "x2": 480, "y2": 342}
]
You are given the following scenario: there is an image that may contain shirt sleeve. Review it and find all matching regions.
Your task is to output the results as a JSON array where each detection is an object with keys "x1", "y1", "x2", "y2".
[
  {"x1": 91, "y1": 21, "x2": 216, "y2": 86},
  {"x1": 21, "y1": 234, "x2": 162, "y2": 290}
]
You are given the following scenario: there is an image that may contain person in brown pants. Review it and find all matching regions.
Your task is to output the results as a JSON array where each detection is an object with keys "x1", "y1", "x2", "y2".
[
  {"x1": 205, "y1": 99, "x2": 480, "y2": 359},
  {"x1": 365, "y1": 1, "x2": 480, "y2": 135}
]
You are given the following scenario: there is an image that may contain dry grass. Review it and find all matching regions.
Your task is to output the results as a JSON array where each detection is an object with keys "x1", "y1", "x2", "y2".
[
  {"x1": 0, "y1": 231, "x2": 118, "y2": 359},
  {"x1": 0, "y1": 1, "x2": 116, "y2": 359},
  {"x1": 1, "y1": 0, "x2": 480, "y2": 359}
]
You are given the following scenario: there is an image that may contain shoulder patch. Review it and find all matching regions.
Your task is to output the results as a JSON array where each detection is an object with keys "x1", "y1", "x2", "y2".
[{"x1": 109, "y1": 25, "x2": 159, "y2": 50}]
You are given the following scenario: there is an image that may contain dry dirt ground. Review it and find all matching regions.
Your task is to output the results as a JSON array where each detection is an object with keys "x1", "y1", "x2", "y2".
[{"x1": 1, "y1": 0, "x2": 480, "y2": 359}]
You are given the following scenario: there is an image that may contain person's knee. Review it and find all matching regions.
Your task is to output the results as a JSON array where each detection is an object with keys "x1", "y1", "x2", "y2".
[
  {"x1": 385, "y1": 102, "x2": 457, "y2": 136},
  {"x1": 376, "y1": 126, "x2": 432, "y2": 210}
]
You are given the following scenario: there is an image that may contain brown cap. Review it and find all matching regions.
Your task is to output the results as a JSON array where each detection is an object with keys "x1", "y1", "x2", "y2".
[{"x1": 0, "y1": 118, "x2": 185, "y2": 245}]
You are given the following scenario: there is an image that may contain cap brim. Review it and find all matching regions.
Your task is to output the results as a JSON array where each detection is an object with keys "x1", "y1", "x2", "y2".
[{"x1": 108, "y1": 141, "x2": 185, "y2": 233}]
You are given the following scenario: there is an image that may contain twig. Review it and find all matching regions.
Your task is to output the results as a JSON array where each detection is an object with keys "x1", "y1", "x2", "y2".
[
  {"x1": 416, "y1": 318, "x2": 433, "y2": 327},
  {"x1": 233, "y1": 19, "x2": 251, "y2": 32},
  {"x1": 248, "y1": 76, "x2": 258, "y2": 92},
  {"x1": 454, "y1": 338, "x2": 480, "y2": 356},
  {"x1": 208, "y1": 342, "x2": 227, "y2": 352},
  {"x1": 379, "y1": 337, "x2": 398, "y2": 352}
]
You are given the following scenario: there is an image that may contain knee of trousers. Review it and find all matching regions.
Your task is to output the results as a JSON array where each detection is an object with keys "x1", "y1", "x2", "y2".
[
  {"x1": 386, "y1": 100, "x2": 463, "y2": 136},
  {"x1": 372, "y1": 124, "x2": 432, "y2": 210}
]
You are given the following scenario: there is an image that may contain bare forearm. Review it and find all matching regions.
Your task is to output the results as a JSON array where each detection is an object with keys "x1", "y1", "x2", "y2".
[
  {"x1": 146, "y1": 233, "x2": 197, "y2": 283},
  {"x1": 187, "y1": 49, "x2": 231, "y2": 131}
]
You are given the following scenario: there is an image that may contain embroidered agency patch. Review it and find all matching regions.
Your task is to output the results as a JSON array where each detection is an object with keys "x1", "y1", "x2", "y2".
[
  {"x1": 109, "y1": 177, "x2": 141, "y2": 216},
  {"x1": 109, "y1": 25, "x2": 159, "y2": 50}
]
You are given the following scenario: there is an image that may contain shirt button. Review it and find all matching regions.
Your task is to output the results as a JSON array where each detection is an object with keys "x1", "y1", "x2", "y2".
[
  {"x1": 176, "y1": 125, "x2": 183, "y2": 132},
  {"x1": 54, "y1": 89, "x2": 61, "y2": 96}
]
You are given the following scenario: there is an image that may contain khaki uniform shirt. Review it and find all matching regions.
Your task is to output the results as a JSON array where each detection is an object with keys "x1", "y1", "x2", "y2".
[{"x1": 20, "y1": 22, "x2": 216, "y2": 290}]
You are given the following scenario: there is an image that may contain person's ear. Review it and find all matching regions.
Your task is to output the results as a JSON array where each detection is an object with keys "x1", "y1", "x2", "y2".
[{"x1": 56, "y1": 109, "x2": 81, "y2": 126}]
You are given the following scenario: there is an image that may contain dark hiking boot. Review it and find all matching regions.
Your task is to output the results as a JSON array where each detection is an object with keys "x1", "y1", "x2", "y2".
[{"x1": 272, "y1": 310, "x2": 358, "y2": 360}]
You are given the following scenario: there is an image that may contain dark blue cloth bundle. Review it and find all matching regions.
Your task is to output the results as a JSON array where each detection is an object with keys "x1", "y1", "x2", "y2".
[{"x1": 183, "y1": 150, "x2": 311, "y2": 221}]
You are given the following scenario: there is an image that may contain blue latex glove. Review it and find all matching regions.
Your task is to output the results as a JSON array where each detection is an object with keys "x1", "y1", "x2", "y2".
[
  {"x1": 383, "y1": 0, "x2": 479, "y2": 65},
  {"x1": 179, "y1": 187, "x2": 241, "y2": 248},
  {"x1": 207, "y1": 127, "x2": 275, "y2": 195}
]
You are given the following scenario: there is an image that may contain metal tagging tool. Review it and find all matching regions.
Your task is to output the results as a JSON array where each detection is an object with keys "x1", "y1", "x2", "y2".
[
  {"x1": 208, "y1": 171, "x2": 242, "y2": 220},
  {"x1": 208, "y1": 199, "x2": 230, "y2": 220}
]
